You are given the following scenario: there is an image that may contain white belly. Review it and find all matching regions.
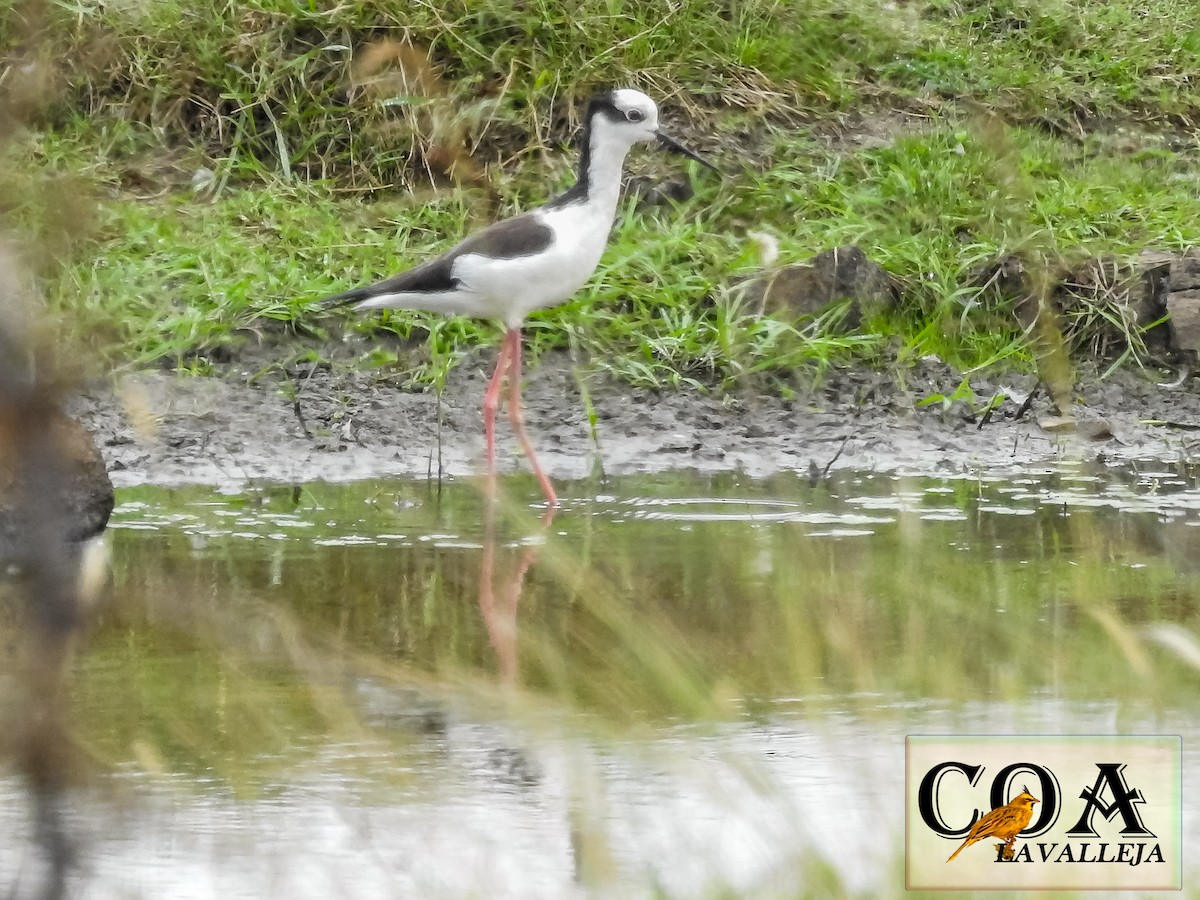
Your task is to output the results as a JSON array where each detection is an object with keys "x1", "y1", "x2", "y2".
[{"x1": 453, "y1": 201, "x2": 614, "y2": 327}]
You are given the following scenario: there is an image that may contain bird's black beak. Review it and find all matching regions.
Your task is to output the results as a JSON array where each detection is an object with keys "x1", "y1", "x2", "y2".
[{"x1": 656, "y1": 130, "x2": 720, "y2": 174}]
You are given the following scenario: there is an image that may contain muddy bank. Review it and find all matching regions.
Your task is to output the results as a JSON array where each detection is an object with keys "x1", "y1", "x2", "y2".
[{"x1": 66, "y1": 350, "x2": 1200, "y2": 492}]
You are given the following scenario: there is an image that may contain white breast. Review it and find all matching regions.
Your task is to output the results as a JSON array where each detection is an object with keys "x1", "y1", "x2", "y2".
[{"x1": 452, "y1": 201, "x2": 615, "y2": 328}]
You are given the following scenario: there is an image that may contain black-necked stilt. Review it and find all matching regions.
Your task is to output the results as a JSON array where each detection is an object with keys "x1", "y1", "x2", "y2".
[{"x1": 322, "y1": 88, "x2": 717, "y2": 507}]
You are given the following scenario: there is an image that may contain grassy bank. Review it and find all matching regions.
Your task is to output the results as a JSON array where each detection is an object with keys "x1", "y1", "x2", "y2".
[{"x1": 3, "y1": 0, "x2": 1200, "y2": 387}]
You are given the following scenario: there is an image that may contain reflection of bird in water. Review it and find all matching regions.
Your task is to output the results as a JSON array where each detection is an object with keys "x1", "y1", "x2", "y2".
[
  {"x1": 478, "y1": 503, "x2": 556, "y2": 687},
  {"x1": 946, "y1": 787, "x2": 1039, "y2": 862}
]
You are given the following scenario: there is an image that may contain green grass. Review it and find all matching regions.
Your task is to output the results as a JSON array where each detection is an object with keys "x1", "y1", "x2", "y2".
[
  {"x1": 2, "y1": 0, "x2": 909, "y2": 187},
  {"x1": 36, "y1": 121, "x2": 1200, "y2": 387},
  {"x1": 5, "y1": 0, "x2": 1200, "y2": 388},
  {"x1": 886, "y1": 0, "x2": 1200, "y2": 124}
]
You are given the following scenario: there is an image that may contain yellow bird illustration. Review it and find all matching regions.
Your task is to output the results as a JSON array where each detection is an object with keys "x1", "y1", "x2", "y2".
[{"x1": 946, "y1": 786, "x2": 1039, "y2": 862}]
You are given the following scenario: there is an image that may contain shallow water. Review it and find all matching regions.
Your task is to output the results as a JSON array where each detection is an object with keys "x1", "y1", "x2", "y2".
[{"x1": 3, "y1": 464, "x2": 1199, "y2": 897}]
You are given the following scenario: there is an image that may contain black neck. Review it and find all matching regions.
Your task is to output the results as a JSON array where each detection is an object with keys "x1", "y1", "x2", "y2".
[{"x1": 545, "y1": 94, "x2": 620, "y2": 209}]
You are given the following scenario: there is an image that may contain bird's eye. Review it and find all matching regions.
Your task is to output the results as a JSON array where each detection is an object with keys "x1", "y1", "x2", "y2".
[{"x1": 626, "y1": 109, "x2": 645, "y2": 122}]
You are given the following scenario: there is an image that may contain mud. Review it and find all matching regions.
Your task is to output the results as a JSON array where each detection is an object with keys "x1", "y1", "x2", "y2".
[{"x1": 66, "y1": 347, "x2": 1200, "y2": 492}]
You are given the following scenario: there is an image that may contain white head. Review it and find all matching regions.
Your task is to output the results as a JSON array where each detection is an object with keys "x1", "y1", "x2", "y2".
[
  {"x1": 585, "y1": 89, "x2": 717, "y2": 171},
  {"x1": 599, "y1": 88, "x2": 661, "y2": 144}
]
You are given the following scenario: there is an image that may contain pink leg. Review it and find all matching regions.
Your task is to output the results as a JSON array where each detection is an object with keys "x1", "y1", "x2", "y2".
[
  {"x1": 483, "y1": 332, "x2": 516, "y2": 500},
  {"x1": 504, "y1": 328, "x2": 558, "y2": 507}
]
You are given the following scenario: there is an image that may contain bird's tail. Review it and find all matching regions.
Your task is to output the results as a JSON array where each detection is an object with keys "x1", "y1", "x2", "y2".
[
  {"x1": 318, "y1": 285, "x2": 370, "y2": 310},
  {"x1": 946, "y1": 840, "x2": 970, "y2": 863}
]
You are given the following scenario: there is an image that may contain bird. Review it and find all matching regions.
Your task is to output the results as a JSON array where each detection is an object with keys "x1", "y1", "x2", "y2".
[
  {"x1": 320, "y1": 88, "x2": 718, "y2": 507},
  {"x1": 946, "y1": 786, "x2": 1039, "y2": 862}
]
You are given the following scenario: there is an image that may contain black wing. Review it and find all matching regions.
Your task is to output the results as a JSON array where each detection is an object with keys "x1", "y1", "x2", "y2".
[{"x1": 321, "y1": 214, "x2": 554, "y2": 307}]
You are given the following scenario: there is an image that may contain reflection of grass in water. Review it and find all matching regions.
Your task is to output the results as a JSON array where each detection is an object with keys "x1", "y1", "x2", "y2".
[
  {"x1": 507, "y1": 475, "x2": 1197, "y2": 719},
  {"x1": 52, "y1": 474, "x2": 1199, "y2": 893},
  {"x1": 70, "y1": 567, "x2": 409, "y2": 793},
  {"x1": 94, "y1": 473, "x2": 1200, "y2": 730}
]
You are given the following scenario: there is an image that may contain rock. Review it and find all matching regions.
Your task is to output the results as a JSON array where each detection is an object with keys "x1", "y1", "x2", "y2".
[
  {"x1": 734, "y1": 245, "x2": 898, "y2": 327},
  {"x1": 1170, "y1": 248, "x2": 1200, "y2": 291},
  {"x1": 51, "y1": 410, "x2": 114, "y2": 541},
  {"x1": 0, "y1": 408, "x2": 114, "y2": 548},
  {"x1": 1037, "y1": 415, "x2": 1076, "y2": 433},
  {"x1": 1167, "y1": 249, "x2": 1200, "y2": 363},
  {"x1": 1076, "y1": 418, "x2": 1114, "y2": 441},
  {"x1": 1166, "y1": 291, "x2": 1200, "y2": 358},
  {"x1": 661, "y1": 432, "x2": 698, "y2": 452}
]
